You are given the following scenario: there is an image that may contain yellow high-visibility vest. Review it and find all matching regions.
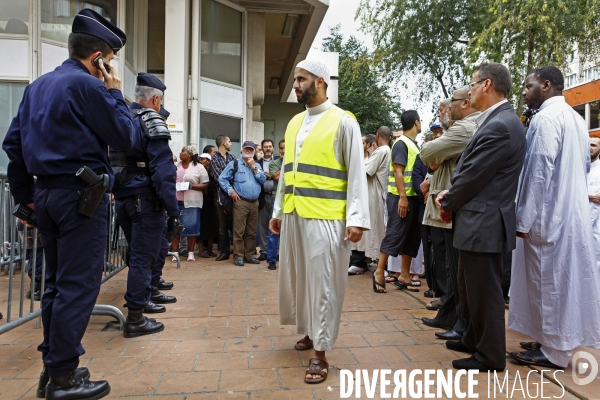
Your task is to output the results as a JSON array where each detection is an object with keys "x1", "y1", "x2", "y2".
[
  {"x1": 388, "y1": 135, "x2": 419, "y2": 196},
  {"x1": 282, "y1": 105, "x2": 355, "y2": 220}
]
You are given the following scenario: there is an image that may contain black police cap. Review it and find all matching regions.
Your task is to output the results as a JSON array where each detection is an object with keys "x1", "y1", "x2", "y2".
[
  {"x1": 137, "y1": 72, "x2": 166, "y2": 92},
  {"x1": 72, "y1": 9, "x2": 126, "y2": 53}
]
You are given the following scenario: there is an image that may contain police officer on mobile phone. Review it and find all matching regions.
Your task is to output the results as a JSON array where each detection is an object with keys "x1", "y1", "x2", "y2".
[
  {"x1": 2, "y1": 8, "x2": 134, "y2": 400},
  {"x1": 109, "y1": 73, "x2": 179, "y2": 338}
]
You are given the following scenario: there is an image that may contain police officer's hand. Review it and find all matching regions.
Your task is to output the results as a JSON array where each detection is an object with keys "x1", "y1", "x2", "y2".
[
  {"x1": 97, "y1": 58, "x2": 121, "y2": 91},
  {"x1": 269, "y1": 218, "x2": 281, "y2": 235},
  {"x1": 344, "y1": 226, "x2": 363, "y2": 243}
]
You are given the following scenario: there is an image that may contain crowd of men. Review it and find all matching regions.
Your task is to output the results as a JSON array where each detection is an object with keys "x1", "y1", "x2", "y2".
[{"x1": 2, "y1": 7, "x2": 600, "y2": 399}]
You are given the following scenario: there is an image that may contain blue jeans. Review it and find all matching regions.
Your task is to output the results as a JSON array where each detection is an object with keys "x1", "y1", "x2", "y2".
[{"x1": 266, "y1": 195, "x2": 279, "y2": 263}]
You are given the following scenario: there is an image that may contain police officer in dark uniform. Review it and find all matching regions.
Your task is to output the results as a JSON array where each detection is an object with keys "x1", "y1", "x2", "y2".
[
  {"x1": 2, "y1": 9, "x2": 133, "y2": 400},
  {"x1": 109, "y1": 73, "x2": 179, "y2": 338}
]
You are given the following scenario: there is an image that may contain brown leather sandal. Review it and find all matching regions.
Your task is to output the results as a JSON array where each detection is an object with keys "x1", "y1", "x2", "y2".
[
  {"x1": 294, "y1": 335, "x2": 314, "y2": 351},
  {"x1": 305, "y1": 358, "x2": 329, "y2": 384}
]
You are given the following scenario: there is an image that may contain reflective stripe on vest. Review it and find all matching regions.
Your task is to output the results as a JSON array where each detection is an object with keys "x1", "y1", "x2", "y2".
[
  {"x1": 388, "y1": 135, "x2": 419, "y2": 196},
  {"x1": 282, "y1": 106, "x2": 353, "y2": 220}
]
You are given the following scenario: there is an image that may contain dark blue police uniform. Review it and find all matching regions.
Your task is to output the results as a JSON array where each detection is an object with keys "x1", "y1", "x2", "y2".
[
  {"x1": 2, "y1": 32, "x2": 134, "y2": 380},
  {"x1": 110, "y1": 75, "x2": 178, "y2": 319}
]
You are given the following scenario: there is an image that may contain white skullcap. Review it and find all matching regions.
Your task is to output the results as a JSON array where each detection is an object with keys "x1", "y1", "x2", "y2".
[
  {"x1": 296, "y1": 59, "x2": 330, "y2": 85},
  {"x1": 199, "y1": 153, "x2": 212, "y2": 160}
]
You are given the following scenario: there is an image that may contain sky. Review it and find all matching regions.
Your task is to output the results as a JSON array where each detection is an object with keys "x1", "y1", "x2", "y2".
[{"x1": 309, "y1": 0, "x2": 436, "y2": 126}]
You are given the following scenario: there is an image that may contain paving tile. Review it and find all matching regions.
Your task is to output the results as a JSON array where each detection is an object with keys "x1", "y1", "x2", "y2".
[
  {"x1": 332, "y1": 333, "x2": 370, "y2": 348},
  {"x1": 187, "y1": 316, "x2": 229, "y2": 328},
  {"x1": 220, "y1": 368, "x2": 280, "y2": 391},
  {"x1": 229, "y1": 315, "x2": 269, "y2": 326},
  {"x1": 120, "y1": 396, "x2": 185, "y2": 400},
  {"x1": 0, "y1": 358, "x2": 36, "y2": 379},
  {"x1": 195, "y1": 352, "x2": 249, "y2": 371},
  {"x1": 299, "y1": 348, "x2": 358, "y2": 366},
  {"x1": 225, "y1": 338, "x2": 272, "y2": 352},
  {"x1": 337, "y1": 321, "x2": 380, "y2": 334},
  {"x1": 279, "y1": 366, "x2": 340, "y2": 389},
  {"x1": 121, "y1": 340, "x2": 179, "y2": 357},
  {"x1": 250, "y1": 389, "x2": 314, "y2": 399},
  {"x1": 362, "y1": 332, "x2": 415, "y2": 347},
  {"x1": 174, "y1": 339, "x2": 225, "y2": 354},
  {"x1": 187, "y1": 393, "x2": 249, "y2": 400},
  {"x1": 0, "y1": 344, "x2": 34, "y2": 359},
  {"x1": 397, "y1": 344, "x2": 457, "y2": 362},
  {"x1": 137, "y1": 354, "x2": 197, "y2": 374},
  {"x1": 157, "y1": 327, "x2": 205, "y2": 341},
  {"x1": 343, "y1": 311, "x2": 386, "y2": 322},
  {"x1": 86, "y1": 356, "x2": 145, "y2": 376},
  {"x1": 349, "y1": 347, "x2": 409, "y2": 364},
  {"x1": 155, "y1": 371, "x2": 220, "y2": 394},
  {"x1": 249, "y1": 350, "x2": 303, "y2": 369},
  {"x1": 100, "y1": 372, "x2": 161, "y2": 397},
  {"x1": 248, "y1": 325, "x2": 293, "y2": 337},
  {"x1": 204, "y1": 326, "x2": 249, "y2": 339},
  {"x1": 0, "y1": 378, "x2": 38, "y2": 398}
]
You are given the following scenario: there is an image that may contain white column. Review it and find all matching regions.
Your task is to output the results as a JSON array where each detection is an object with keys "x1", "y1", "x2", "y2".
[
  {"x1": 164, "y1": 0, "x2": 190, "y2": 143},
  {"x1": 586, "y1": 103, "x2": 591, "y2": 130},
  {"x1": 189, "y1": 0, "x2": 200, "y2": 147},
  {"x1": 245, "y1": 11, "x2": 265, "y2": 144}
]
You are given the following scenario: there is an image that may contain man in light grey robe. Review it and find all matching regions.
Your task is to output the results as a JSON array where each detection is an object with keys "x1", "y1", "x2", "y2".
[
  {"x1": 509, "y1": 66, "x2": 600, "y2": 368},
  {"x1": 588, "y1": 136, "x2": 600, "y2": 270},
  {"x1": 349, "y1": 127, "x2": 391, "y2": 274},
  {"x1": 270, "y1": 60, "x2": 369, "y2": 383}
]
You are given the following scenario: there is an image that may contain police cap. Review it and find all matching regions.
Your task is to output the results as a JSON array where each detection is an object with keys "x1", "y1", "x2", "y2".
[
  {"x1": 72, "y1": 9, "x2": 126, "y2": 53},
  {"x1": 137, "y1": 72, "x2": 166, "y2": 92}
]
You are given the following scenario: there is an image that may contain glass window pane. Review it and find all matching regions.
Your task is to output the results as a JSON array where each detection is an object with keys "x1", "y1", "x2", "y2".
[
  {"x1": 573, "y1": 104, "x2": 586, "y2": 121},
  {"x1": 590, "y1": 101, "x2": 600, "y2": 130},
  {"x1": 125, "y1": 0, "x2": 135, "y2": 67},
  {"x1": 0, "y1": 82, "x2": 28, "y2": 175},
  {"x1": 0, "y1": 1, "x2": 29, "y2": 34},
  {"x1": 201, "y1": 0, "x2": 242, "y2": 86},
  {"x1": 199, "y1": 112, "x2": 242, "y2": 156},
  {"x1": 147, "y1": 0, "x2": 165, "y2": 74},
  {"x1": 41, "y1": 0, "x2": 117, "y2": 44}
]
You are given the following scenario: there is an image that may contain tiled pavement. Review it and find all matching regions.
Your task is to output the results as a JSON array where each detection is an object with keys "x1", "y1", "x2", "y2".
[{"x1": 1, "y1": 255, "x2": 599, "y2": 399}]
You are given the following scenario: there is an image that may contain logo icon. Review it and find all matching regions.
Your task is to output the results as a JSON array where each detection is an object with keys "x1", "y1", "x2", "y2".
[{"x1": 572, "y1": 351, "x2": 599, "y2": 385}]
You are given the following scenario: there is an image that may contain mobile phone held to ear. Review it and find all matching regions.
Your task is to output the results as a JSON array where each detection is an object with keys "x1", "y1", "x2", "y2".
[{"x1": 93, "y1": 55, "x2": 111, "y2": 72}]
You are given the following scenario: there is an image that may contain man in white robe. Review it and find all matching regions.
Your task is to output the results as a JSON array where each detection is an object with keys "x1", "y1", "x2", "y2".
[
  {"x1": 270, "y1": 60, "x2": 370, "y2": 384},
  {"x1": 509, "y1": 66, "x2": 600, "y2": 368},
  {"x1": 588, "y1": 136, "x2": 600, "y2": 269},
  {"x1": 349, "y1": 127, "x2": 391, "y2": 274}
]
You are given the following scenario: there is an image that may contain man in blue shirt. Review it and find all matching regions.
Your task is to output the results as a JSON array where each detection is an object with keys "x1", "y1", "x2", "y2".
[
  {"x1": 2, "y1": 9, "x2": 133, "y2": 399},
  {"x1": 218, "y1": 141, "x2": 266, "y2": 266}
]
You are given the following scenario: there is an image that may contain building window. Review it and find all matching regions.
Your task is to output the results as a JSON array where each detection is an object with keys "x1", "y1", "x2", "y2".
[
  {"x1": 573, "y1": 104, "x2": 586, "y2": 121},
  {"x1": 199, "y1": 111, "x2": 242, "y2": 155},
  {"x1": 591, "y1": 101, "x2": 600, "y2": 130},
  {"x1": 565, "y1": 74, "x2": 577, "y2": 88},
  {"x1": 0, "y1": 82, "x2": 28, "y2": 175},
  {"x1": 147, "y1": 0, "x2": 165, "y2": 74},
  {"x1": 41, "y1": 0, "x2": 117, "y2": 44},
  {"x1": 0, "y1": 1, "x2": 29, "y2": 34},
  {"x1": 583, "y1": 66, "x2": 599, "y2": 82},
  {"x1": 201, "y1": 0, "x2": 243, "y2": 87},
  {"x1": 125, "y1": 0, "x2": 135, "y2": 68}
]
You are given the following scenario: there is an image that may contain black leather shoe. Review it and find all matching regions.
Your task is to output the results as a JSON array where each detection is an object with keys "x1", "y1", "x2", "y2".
[
  {"x1": 435, "y1": 330, "x2": 462, "y2": 340},
  {"x1": 452, "y1": 356, "x2": 504, "y2": 372},
  {"x1": 157, "y1": 278, "x2": 173, "y2": 291},
  {"x1": 421, "y1": 317, "x2": 452, "y2": 330},
  {"x1": 150, "y1": 287, "x2": 177, "y2": 304},
  {"x1": 268, "y1": 262, "x2": 276, "y2": 270},
  {"x1": 234, "y1": 259, "x2": 245, "y2": 266},
  {"x1": 45, "y1": 372, "x2": 110, "y2": 400},
  {"x1": 124, "y1": 309, "x2": 164, "y2": 338},
  {"x1": 38, "y1": 367, "x2": 90, "y2": 398},
  {"x1": 244, "y1": 258, "x2": 260, "y2": 264},
  {"x1": 27, "y1": 280, "x2": 42, "y2": 301},
  {"x1": 215, "y1": 252, "x2": 230, "y2": 261},
  {"x1": 446, "y1": 340, "x2": 475, "y2": 353},
  {"x1": 143, "y1": 300, "x2": 166, "y2": 313},
  {"x1": 258, "y1": 253, "x2": 267, "y2": 261}
]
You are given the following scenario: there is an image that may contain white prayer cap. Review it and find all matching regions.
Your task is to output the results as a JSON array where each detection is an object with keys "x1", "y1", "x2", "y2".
[
  {"x1": 199, "y1": 153, "x2": 212, "y2": 160},
  {"x1": 296, "y1": 59, "x2": 330, "y2": 86}
]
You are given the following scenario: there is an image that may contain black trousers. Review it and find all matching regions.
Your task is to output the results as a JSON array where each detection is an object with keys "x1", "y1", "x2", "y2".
[
  {"x1": 430, "y1": 227, "x2": 448, "y2": 297},
  {"x1": 433, "y1": 228, "x2": 463, "y2": 330},
  {"x1": 502, "y1": 249, "x2": 512, "y2": 298},
  {"x1": 458, "y1": 250, "x2": 506, "y2": 369},
  {"x1": 215, "y1": 198, "x2": 232, "y2": 254},
  {"x1": 421, "y1": 225, "x2": 433, "y2": 289},
  {"x1": 349, "y1": 250, "x2": 369, "y2": 271}
]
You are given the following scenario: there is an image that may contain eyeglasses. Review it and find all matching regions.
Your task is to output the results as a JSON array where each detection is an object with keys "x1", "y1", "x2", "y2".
[
  {"x1": 469, "y1": 78, "x2": 486, "y2": 88},
  {"x1": 450, "y1": 97, "x2": 467, "y2": 102}
]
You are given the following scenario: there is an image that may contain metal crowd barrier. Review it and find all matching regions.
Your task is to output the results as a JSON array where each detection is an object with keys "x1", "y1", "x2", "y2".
[{"x1": 0, "y1": 174, "x2": 128, "y2": 333}]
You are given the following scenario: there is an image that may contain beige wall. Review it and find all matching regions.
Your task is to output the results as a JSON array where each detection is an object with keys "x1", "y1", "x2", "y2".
[{"x1": 261, "y1": 94, "x2": 305, "y2": 152}]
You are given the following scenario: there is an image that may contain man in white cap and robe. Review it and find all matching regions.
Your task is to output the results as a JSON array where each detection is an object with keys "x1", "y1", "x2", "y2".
[{"x1": 270, "y1": 59, "x2": 370, "y2": 384}]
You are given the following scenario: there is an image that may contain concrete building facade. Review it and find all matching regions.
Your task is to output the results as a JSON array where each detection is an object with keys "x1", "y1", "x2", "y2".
[{"x1": 0, "y1": 0, "x2": 331, "y2": 173}]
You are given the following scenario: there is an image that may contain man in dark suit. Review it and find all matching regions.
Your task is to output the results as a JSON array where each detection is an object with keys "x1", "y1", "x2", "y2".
[{"x1": 435, "y1": 62, "x2": 526, "y2": 372}]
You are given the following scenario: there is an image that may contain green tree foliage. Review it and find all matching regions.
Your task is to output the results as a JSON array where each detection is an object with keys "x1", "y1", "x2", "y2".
[
  {"x1": 358, "y1": 0, "x2": 600, "y2": 111},
  {"x1": 322, "y1": 25, "x2": 402, "y2": 134}
]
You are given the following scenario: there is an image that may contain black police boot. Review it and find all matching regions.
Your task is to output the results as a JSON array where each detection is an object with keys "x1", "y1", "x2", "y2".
[
  {"x1": 143, "y1": 300, "x2": 166, "y2": 314},
  {"x1": 157, "y1": 277, "x2": 174, "y2": 291},
  {"x1": 123, "y1": 308, "x2": 164, "y2": 338},
  {"x1": 37, "y1": 366, "x2": 90, "y2": 398},
  {"x1": 150, "y1": 287, "x2": 177, "y2": 304},
  {"x1": 45, "y1": 371, "x2": 110, "y2": 400},
  {"x1": 26, "y1": 278, "x2": 42, "y2": 301}
]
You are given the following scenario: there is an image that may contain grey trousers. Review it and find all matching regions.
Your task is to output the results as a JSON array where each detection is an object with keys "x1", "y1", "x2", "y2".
[{"x1": 258, "y1": 193, "x2": 274, "y2": 254}]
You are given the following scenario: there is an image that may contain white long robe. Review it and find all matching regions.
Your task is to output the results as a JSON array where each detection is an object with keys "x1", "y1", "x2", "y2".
[
  {"x1": 509, "y1": 96, "x2": 600, "y2": 366},
  {"x1": 273, "y1": 100, "x2": 370, "y2": 352},
  {"x1": 352, "y1": 145, "x2": 390, "y2": 259},
  {"x1": 588, "y1": 158, "x2": 600, "y2": 269}
]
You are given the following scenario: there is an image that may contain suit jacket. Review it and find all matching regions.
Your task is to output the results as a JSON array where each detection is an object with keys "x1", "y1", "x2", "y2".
[{"x1": 441, "y1": 102, "x2": 526, "y2": 253}]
